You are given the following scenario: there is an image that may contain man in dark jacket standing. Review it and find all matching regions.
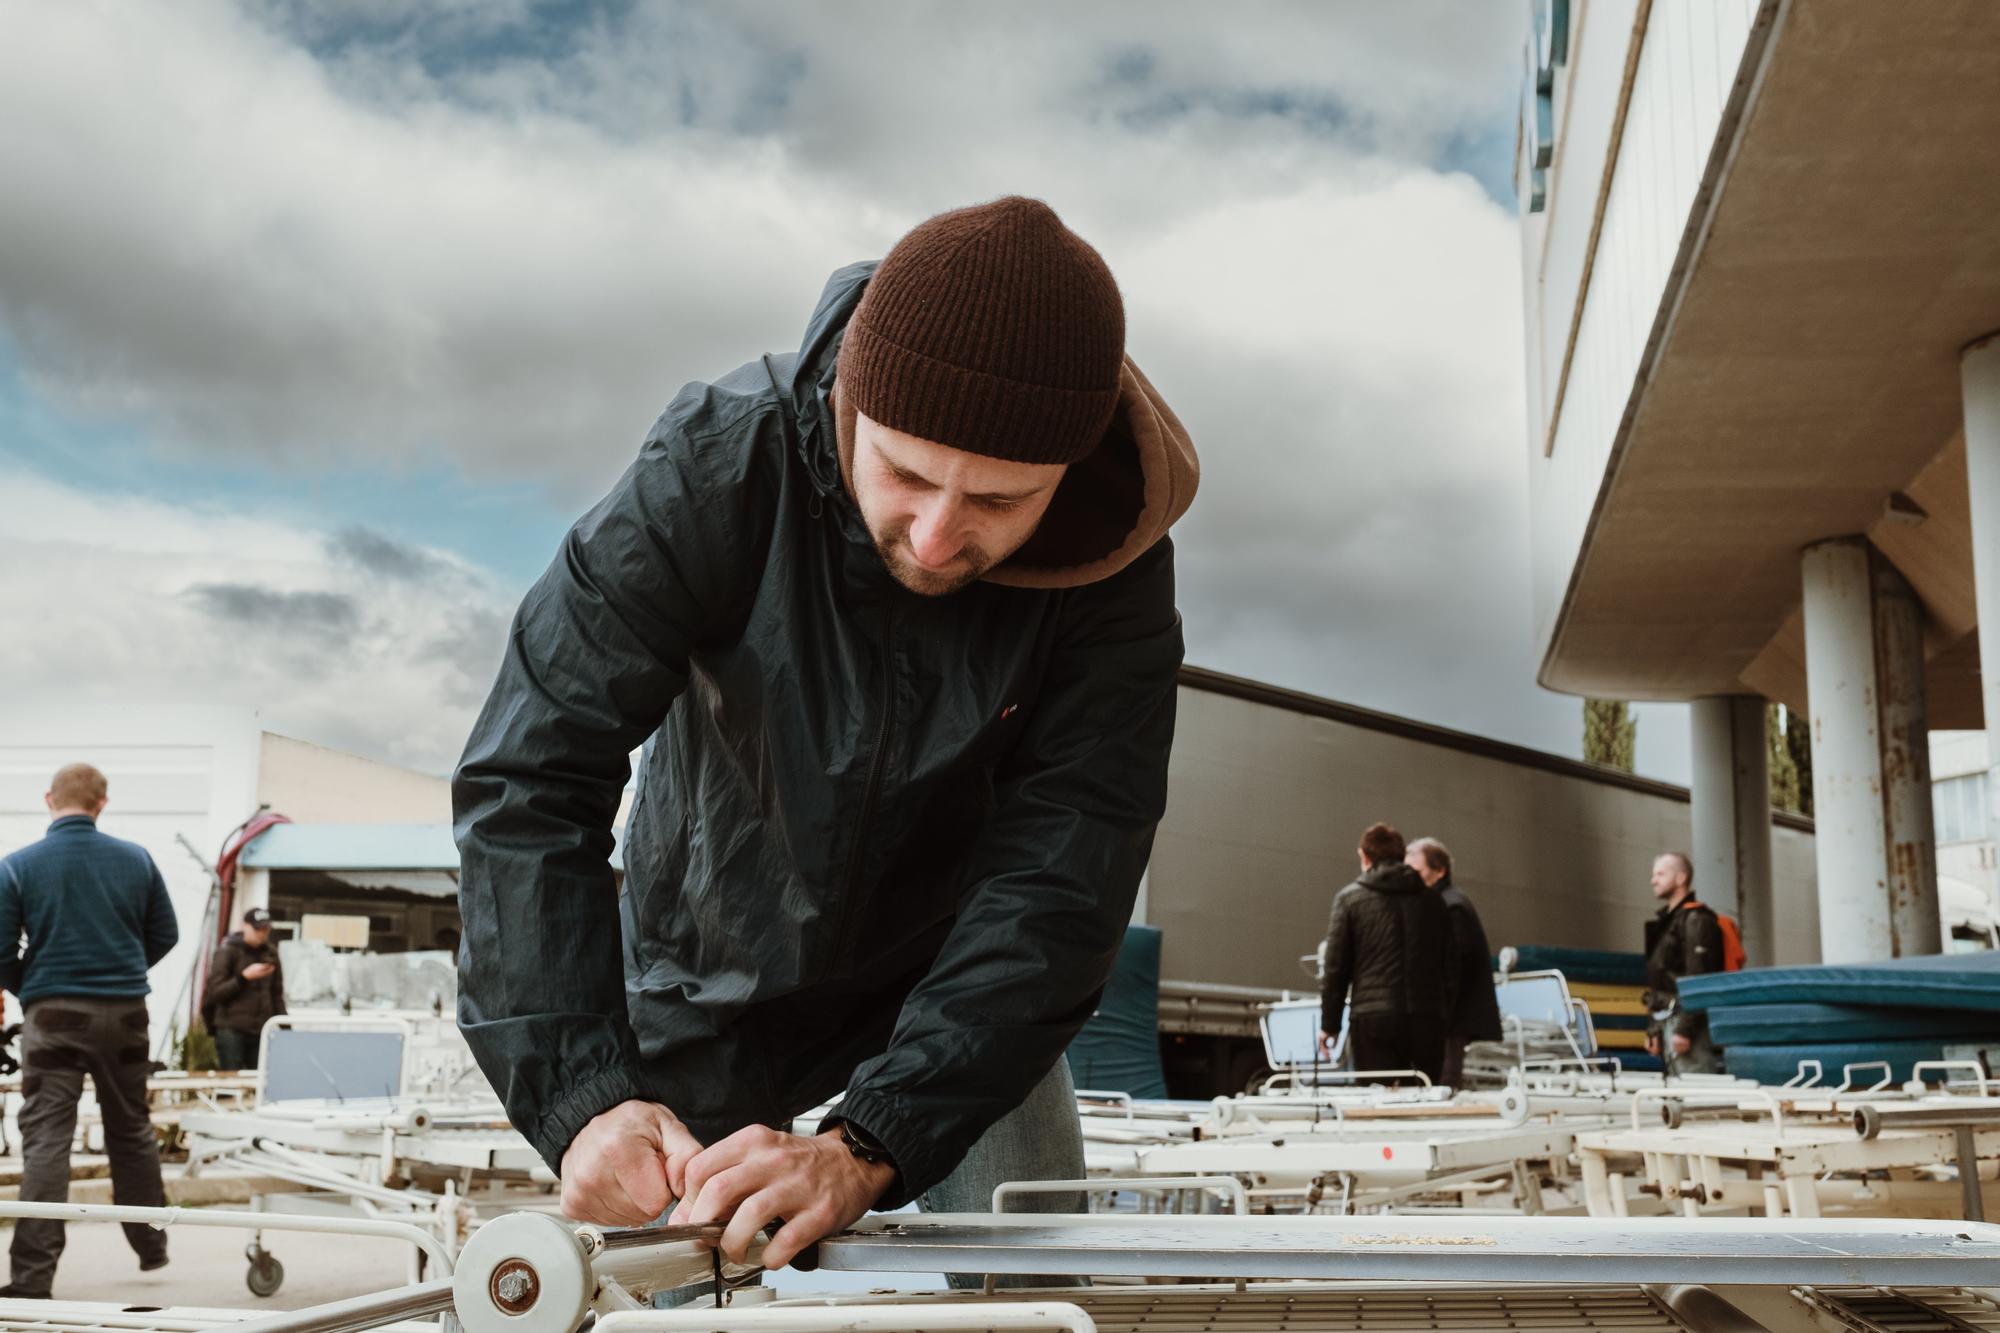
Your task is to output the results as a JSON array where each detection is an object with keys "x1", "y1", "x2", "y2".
[
  {"x1": 1644, "y1": 852, "x2": 1725, "y2": 1075},
  {"x1": 0, "y1": 763, "x2": 177, "y2": 1298},
  {"x1": 1406, "y1": 837, "x2": 1502, "y2": 1088},
  {"x1": 456, "y1": 197, "x2": 1197, "y2": 1272},
  {"x1": 1320, "y1": 823, "x2": 1456, "y2": 1082},
  {"x1": 203, "y1": 907, "x2": 285, "y2": 1070}
]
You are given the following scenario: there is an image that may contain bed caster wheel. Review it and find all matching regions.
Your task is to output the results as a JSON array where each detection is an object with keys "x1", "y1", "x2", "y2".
[
  {"x1": 245, "y1": 1244, "x2": 285, "y2": 1297},
  {"x1": 1658, "y1": 1099, "x2": 1685, "y2": 1129}
]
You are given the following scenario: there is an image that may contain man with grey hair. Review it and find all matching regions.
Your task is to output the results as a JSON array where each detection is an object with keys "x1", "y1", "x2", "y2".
[
  {"x1": 1406, "y1": 837, "x2": 1501, "y2": 1088},
  {"x1": 1643, "y1": 852, "x2": 1724, "y2": 1075}
]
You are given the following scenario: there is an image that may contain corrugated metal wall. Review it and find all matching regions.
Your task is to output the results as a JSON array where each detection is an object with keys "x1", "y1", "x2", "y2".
[{"x1": 1146, "y1": 676, "x2": 1818, "y2": 990}]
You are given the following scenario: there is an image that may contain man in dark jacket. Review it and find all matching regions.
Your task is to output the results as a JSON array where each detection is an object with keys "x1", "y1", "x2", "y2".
[
  {"x1": 1406, "y1": 837, "x2": 1502, "y2": 1087},
  {"x1": 456, "y1": 197, "x2": 1197, "y2": 1272},
  {"x1": 1320, "y1": 822, "x2": 1456, "y2": 1082},
  {"x1": 1644, "y1": 852, "x2": 1725, "y2": 1075},
  {"x1": 203, "y1": 907, "x2": 285, "y2": 1070},
  {"x1": 0, "y1": 763, "x2": 177, "y2": 1297}
]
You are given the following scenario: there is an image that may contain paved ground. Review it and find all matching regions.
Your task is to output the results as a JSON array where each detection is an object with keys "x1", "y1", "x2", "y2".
[{"x1": 0, "y1": 1220, "x2": 410, "y2": 1311}]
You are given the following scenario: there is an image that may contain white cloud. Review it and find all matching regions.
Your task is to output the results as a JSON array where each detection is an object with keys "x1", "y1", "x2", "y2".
[
  {"x1": 0, "y1": 471, "x2": 508, "y2": 774},
  {"x1": 0, "y1": 1, "x2": 1611, "y2": 772}
]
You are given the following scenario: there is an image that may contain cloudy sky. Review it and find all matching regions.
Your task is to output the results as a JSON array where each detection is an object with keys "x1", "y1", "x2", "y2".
[{"x1": 0, "y1": 0, "x2": 1691, "y2": 782}]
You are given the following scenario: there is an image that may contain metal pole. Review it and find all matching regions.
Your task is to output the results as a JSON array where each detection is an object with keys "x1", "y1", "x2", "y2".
[
  {"x1": 1960, "y1": 332, "x2": 2000, "y2": 869},
  {"x1": 207, "y1": 1277, "x2": 455, "y2": 1333},
  {"x1": 1958, "y1": 1125, "x2": 1987, "y2": 1223}
]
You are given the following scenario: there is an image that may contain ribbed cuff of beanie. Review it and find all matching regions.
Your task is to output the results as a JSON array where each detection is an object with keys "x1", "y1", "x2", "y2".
[{"x1": 839, "y1": 323, "x2": 1118, "y2": 465}]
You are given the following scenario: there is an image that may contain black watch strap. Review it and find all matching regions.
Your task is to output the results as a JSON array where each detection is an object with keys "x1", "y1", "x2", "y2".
[{"x1": 828, "y1": 1117, "x2": 896, "y2": 1167}]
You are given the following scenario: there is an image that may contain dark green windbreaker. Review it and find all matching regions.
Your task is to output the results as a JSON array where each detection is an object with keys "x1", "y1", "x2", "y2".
[{"x1": 454, "y1": 262, "x2": 1198, "y2": 1201}]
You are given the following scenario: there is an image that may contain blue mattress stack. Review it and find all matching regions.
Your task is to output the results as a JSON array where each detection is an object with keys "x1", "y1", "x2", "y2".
[{"x1": 1679, "y1": 951, "x2": 2000, "y2": 1084}]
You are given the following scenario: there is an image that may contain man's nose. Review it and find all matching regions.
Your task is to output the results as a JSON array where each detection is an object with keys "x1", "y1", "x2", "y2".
[{"x1": 908, "y1": 498, "x2": 965, "y2": 566}]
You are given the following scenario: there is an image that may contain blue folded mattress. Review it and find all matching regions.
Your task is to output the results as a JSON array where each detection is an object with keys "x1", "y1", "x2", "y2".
[
  {"x1": 1680, "y1": 951, "x2": 2000, "y2": 1013},
  {"x1": 1507, "y1": 946, "x2": 1647, "y2": 988},
  {"x1": 1065, "y1": 924, "x2": 1168, "y2": 1099},
  {"x1": 1720, "y1": 1038, "x2": 1955, "y2": 1087},
  {"x1": 1706, "y1": 1002, "x2": 2000, "y2": 1046}
]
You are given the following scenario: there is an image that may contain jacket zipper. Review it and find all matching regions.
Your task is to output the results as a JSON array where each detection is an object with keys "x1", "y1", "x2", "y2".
[{"x1": 836, "y1": 600, "x2": 897, "y2": 961}]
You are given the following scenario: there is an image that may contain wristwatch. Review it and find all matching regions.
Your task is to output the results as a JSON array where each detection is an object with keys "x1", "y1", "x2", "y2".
[{"x1": 825, "y1": 1117, "x2": 897, "y2": 1169}]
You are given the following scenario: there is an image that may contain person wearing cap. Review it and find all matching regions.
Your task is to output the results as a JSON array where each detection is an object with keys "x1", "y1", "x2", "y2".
[
  {"x1": 0, "y1": 763, "x2": 177, "y2": 1297},
  {"x1": 456, "y1": 197, "x2": 1198, "y2": 1273},
  {"x1": 202, "y1": 907, "x2": 286, "y2": 1071}
]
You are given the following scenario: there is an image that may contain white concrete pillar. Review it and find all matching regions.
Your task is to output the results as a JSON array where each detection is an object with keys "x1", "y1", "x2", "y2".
[
  {"x1": 1689, "y1": 696, "x2": 1773, "y2": 965},
  {"x1": 1800, "y1": 537, "x2": 1941, "y2": 961},
  {"x1": 1960, "y1": 332, "x2": 2000, "y2": 852}
]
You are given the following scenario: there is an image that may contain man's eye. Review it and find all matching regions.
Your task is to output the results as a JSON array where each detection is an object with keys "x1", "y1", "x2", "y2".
[{"x1": 979, "y1": 497, "x2": 1022, "y2": 512}]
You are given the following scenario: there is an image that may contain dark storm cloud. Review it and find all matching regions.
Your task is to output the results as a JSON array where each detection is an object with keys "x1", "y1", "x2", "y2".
[
  {"x1": 184, "y1": 583, "x2": 361, "y2": 635},
  {"x1": 329, "y1": 525, "x2": 452, "y2": 581}
]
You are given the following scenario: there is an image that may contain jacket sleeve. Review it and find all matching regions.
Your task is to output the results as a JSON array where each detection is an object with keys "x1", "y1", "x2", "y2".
[
  {"x1": 1676, "y1": 909, "x2": 1726, "y2": 1037},
  {"x1": 454, "y1": 419, "x2": 762, "y2": 1173},
  {"x1": 142, "y1": 858, "x2": 178, "y2": 967},
  {"x1": 1321, "y1": 893, "x2": 1354, "y2": 1038},
  {"x1": 204, "y1": 941, "x2": 243, "y2": 1006},
  {"x1": 835, "y1": 539, "x2": 1184, "y2": 1204},
  {"x1": 1438, "y1": 900, "x2": 1463, "y2": 1023},
  {"x1": 272, "y1": 951, "x2": 288, "y2": 1019},
  {"x1": 0, "y1": 859, "x2": 21, "y2": 996}
]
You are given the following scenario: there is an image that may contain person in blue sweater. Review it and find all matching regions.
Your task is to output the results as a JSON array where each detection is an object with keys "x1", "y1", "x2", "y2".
[{"x1": 0, "y1": 763, "x2": 179, "y2": 1299}]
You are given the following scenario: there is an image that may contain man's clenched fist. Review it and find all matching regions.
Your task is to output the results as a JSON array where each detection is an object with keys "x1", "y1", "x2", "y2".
[{"x1": 559, "y1": 1100, "x2": 706, "y2": 1225}]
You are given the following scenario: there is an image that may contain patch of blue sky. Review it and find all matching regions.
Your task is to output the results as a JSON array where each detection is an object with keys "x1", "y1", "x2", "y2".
[
  {"x1": 1438, "y1": 117, "x2": 1519, "y2": 209},
  {"x1": 265, "y1": 0, "x2": 802, "y2": 138},
  {"x1": 0, "y1": 355, "x2": 572, "y2": 590},
  {"x1": 267, "y1": 0, "x2": 629, "y2": 74},
  {"x1": 1090, "y1": 46, "x2": 1517, "y2": 208}
]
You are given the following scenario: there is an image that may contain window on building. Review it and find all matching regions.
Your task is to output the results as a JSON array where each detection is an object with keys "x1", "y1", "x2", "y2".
[{"x1": 1933, "y1": 772, "x2": 1990, "y2": 846}]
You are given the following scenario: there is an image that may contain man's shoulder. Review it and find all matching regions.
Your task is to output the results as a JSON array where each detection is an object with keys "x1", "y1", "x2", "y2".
[{"x1": 82, "y1": 827, "x2": 158, "y2": 874}]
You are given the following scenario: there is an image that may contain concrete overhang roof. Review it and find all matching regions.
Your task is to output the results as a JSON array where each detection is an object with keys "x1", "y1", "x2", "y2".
[{"x1": 1543, "y1": 0, "x2": 2000, "y2": 723}]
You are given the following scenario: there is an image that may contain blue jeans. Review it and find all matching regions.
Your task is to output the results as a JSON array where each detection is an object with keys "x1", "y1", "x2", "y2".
[{"x1": 920, "y1": 1058, "x2": 1085, "y2": 1289}]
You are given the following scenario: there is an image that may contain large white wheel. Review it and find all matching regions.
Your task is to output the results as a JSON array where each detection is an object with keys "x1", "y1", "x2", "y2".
[{"x1": 453, "y1": 1212, "x2": 593, "y2": 1333}]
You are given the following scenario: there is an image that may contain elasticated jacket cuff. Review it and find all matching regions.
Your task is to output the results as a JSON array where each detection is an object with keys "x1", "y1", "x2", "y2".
[
  {"x1": 531, "y1": 1065, "x2": 651, "y2": 1176},
  {"x1": 835, "y1": 1089, "x2": 939, "y2": 1210}
]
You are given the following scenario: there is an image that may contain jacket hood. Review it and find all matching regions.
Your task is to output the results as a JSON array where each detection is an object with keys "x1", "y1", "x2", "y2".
[
  {"x1": 793, "y1": 262, "x2": 1199, "y2": 590},
  {"x1": 1359, "y1": 862, "x2": 1427, "y2": 895}
]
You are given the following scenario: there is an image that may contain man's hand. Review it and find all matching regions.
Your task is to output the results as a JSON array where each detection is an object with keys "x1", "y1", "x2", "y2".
[
  {"x1": 670, "y1": 1125, "x2": 895, "y2": 1269},
  {"x1": 1317, "y1": 1029, "x2": 1336, "y2": 1060},
  {"x1": 1645, "y1": 1034, "x2": 1661, "y2": 1057},
  {"x1": 241, "y1": 962, "x2": 275, "y2": 981},
  {"x1": 1671, "y1": 1033, "x2": 1692, "y2": 1057},
  {"x1": 559, "y1": 1100, "x2": 706, "y2": 1226}
]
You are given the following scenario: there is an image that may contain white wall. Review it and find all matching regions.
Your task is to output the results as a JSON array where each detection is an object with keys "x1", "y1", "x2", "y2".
[
  {"x1": 0, "y1": 704, "x2": 263, "y2": 1043},
  {"x1": 1521, "y1": 0, "x2": 1765, "y2": 656}
]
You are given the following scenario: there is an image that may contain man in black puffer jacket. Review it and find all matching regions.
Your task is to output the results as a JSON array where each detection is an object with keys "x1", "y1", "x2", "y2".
[
  {"x1": 1321, "y1": 822, "x2": 1457, "y2": 1082},
  {"x1": 456, "y1": 198, "x2": 1198, "y2": 1273},
  {"x1": 1407, "y1": 837, "x2": 1502, "y2": 1088}
]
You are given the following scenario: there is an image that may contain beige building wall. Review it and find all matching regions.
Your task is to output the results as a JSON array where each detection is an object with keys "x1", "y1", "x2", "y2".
[
  {"x1": 1146, "y1": 676, "x2": 1818, "y2": 991},
  {"x1": 255, "y1": 733, "x2": 451, "y2": 824}
]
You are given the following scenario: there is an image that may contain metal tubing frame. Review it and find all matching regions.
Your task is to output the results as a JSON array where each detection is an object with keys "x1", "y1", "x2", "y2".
[
  {"x1": 0, "y1": 1200, "x2": 453, "y2": 1275},
  {"x1": 1630, "y1": 1086, "x2": 1785, "y2": 1134},
  {"x1": 596, "y1": 1303, "x2": 1097, "y2": 1333},
  {"x1": 991, "y1": 1177, "x2": 1248, "y2": 1215}
]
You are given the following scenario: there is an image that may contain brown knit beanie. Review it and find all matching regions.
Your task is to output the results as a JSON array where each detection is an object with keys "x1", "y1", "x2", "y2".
[{"x1": 836, "y1": 196, "x2": 1125, "y2": 465}]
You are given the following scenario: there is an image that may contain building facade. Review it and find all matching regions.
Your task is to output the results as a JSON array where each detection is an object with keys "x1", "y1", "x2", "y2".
[{"x1": 1518, "y1": 0, "x2": 2000, "y2": 961}]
